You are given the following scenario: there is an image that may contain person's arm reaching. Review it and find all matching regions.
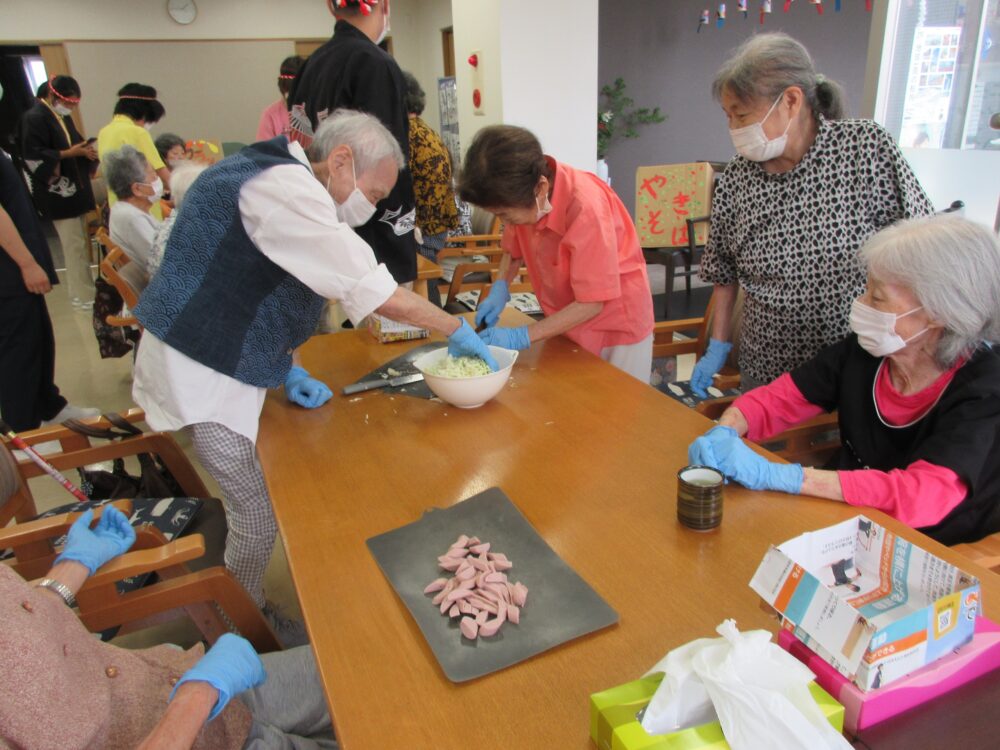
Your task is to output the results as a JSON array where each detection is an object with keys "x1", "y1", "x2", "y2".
[
  {"x1": 721, "y1": 373, "x2": 827, "y2": 441},
  {"x1": 137, "y1": 682, "x2": 218, "y2": 750},
  {"x1": 0, "y1": 205, "x2": 52, "y2": 294},
  {"x1": 689, "y1": 283, "x2": 738, "y2": 397}
]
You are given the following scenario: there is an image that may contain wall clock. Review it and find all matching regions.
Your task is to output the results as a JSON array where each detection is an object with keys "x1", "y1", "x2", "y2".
[{"x1": 167, "y1": 0, "x2": 198, "y2": 25}]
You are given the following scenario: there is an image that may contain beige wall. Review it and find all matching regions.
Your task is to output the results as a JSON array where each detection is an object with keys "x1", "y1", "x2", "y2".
[
  {"x1": 451, "y1": 0, "x2": 504, "y2": 148},
  {"x1": 69, "y1": 40, "x2": 294, "y2": 144},
  {"x1": 3, "y1": 0, "x2": 457, "y2": 147},
  {"x1": 390, "y1": 0, "x2": 453, "y2": 135},
  {"x1": 0, "y1": 0, "x2": 332, "y2": 41}
]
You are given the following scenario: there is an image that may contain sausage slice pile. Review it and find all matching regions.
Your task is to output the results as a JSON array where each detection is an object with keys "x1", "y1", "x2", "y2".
[{"x1": 423, "y1": 534, "x2": 528, "y2": 641}]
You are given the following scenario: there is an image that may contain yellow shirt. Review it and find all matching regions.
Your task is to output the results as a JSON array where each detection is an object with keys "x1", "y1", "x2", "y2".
[{"x1": 98, "y1": 114, "x2": 166, "y2": 220}]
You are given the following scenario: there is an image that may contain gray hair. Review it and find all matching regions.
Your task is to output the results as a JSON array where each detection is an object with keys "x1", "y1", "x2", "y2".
[
  {"x1": 712, "y1": 32, "x2": 844, "y2": 120},
  {"x1": 167, "y1": 161, "x2": 207, "y2": 210},
  {"x1": 104, "y1": 144, "x2": 150, "y2": 200},
  {"x1": 402, "y1": 70, "x2": 426, "y2": 116},
  {"x1": 305, "y1": 108, "x2": 405, "y2": 173},
  {"x1": 862, "y1": 215, "x2": 1000, "y2": 367}
]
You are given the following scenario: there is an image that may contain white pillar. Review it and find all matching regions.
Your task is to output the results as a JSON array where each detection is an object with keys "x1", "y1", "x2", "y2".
[
  {"x1": 499, "y1": 0, "x2": 598, "y2": 171},
  {"x1": 451, "y1": 0, "x2": 598, "y2": 171}
]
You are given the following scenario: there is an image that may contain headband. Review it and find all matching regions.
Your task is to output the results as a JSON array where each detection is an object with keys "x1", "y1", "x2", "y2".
[
  {"x1": 48, "y1": 76, "x2": 80, "y2": 104},
  {"x1": 279, "y1": 74, "x2": 297, "y2": 80},
  {"x1": 336, "y1": 0, "x2": 379, "y2": 16},
  {"x1": 119, "y1": 94, "x2": 158, "y2": 101}
]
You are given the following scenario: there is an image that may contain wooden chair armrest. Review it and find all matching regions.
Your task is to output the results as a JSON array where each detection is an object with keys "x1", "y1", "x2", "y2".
[
  {"x1": 0, "y1": 500, "x2": 134, "y2": 547},
  {"x1": 694, "y1": 396, "x2": 738, "y2": 420},
  {"x1": 106, "y1": 314, "x2": 139, "y2": 327},
  {"x1": 10, "y1": 409, "x2": 146, "y2": 445},
  {"x1": 79, "y1": 534, "x2": 206, "y2": 591},
  {"x1": 15, "y1": 432, "x2": 210, "y2": 498},
  {"x1": 653, "y1": 317, "x2": 706, "y2": 335},
  {"x1": 446, "y1": 233, "x2": 502, "y2": 246}
]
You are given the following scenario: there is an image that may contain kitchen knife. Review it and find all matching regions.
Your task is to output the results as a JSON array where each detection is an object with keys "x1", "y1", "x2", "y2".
[{"x1": 342, "y1": 372, "x2": 424, "y2": 395}]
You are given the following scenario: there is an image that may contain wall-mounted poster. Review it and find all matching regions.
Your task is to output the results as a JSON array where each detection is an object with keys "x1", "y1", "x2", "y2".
[
  {"x1": 634, "y1": 162, "x2": 713, "y2": 248},
  {"x1": 438, "y1": 76, "x2": 461, "y2": 169}
]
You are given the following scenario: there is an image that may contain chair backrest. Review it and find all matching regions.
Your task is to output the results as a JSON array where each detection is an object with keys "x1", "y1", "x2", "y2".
[
  {"x1": 96, "y1": 229, "x2": 144, "y2": 310},
  {"x1": 635, "y1": 162, "x2": 715, "y2": 249}
]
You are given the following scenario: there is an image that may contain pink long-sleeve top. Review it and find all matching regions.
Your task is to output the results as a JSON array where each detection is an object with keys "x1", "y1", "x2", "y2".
[{"x1": 732, "y1": 362, "x2": 967, "y2": 528}]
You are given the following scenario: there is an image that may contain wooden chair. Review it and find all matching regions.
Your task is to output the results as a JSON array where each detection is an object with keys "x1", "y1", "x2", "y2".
[
  {"x1": 652, "y1": 294, "x2": 740, "y2": 390},
  {"x1": 1, "y1": 409, "x2": 226, "y2": 576},
  {"x1": 443, "y1": 262, "x2": 533, "y2": 313},
  {"x1": 0, "y1": 507, "x2": 280, "y2": 652},
  {"x1": 95, "y1": 228, "x2": 144, "y2": 328}
]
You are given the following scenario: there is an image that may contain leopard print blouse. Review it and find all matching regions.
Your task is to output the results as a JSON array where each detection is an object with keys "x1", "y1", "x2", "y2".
[{"x1": 700, "y1": 117, "x2": 933, "y2": 385}]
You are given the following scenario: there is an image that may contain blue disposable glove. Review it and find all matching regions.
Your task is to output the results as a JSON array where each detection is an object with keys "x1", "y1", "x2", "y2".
[
  {"x1": 690, "y1": 338, "x2": 734, "y2": 398},
  {"x1": 170, "y1": 633, "x2": 265, "y2": 721},
  {"x1": 284, "y1": 366, "x2": 333, "y2": 409},
  {"x1": 448, "y1": 318, "x2": 500, "y2": 371},
  {"x1": 688, "y1": 425, "x2": 803, "y2": 494},
  {"x1": 474, "y1": 279, "x2": 511, "y2": 329},
  {"x1": 55, "y1": 506, "x2": 136, "y2": 575},
  {"x1": 478, "y1": 325, "x2": 531, "y2": 351}
]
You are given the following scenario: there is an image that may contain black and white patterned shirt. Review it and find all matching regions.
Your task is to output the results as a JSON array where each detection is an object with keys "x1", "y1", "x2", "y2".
[{"x1": 700, "y1": 117, "x2": 933, "y2": 385}]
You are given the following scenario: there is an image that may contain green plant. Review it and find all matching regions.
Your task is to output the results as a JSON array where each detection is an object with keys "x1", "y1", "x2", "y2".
[{"x1": 597, "y1": 78, "x2": 666, "y2": 159}]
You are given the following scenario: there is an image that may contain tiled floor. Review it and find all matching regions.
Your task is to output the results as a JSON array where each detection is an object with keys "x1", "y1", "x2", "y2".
[{"x1": 30, "y1": 266, "x2": 303, "y2": 650}]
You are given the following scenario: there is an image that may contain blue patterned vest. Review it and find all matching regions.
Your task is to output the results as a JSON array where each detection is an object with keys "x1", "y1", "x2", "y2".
[{"x1": 135, "y1": 137, "x2": 326, "y2": 388}]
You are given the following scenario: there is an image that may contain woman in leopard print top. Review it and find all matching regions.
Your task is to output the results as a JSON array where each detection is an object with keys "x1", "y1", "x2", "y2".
[{"x1": 693, "y1": 33, "x2": 932, "y2": 393}]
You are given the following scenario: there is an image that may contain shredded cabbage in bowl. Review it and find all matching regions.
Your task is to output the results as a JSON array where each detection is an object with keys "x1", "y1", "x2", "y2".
[{"x1": 425, "y1": 355, "x2": 492, "y2": 378}]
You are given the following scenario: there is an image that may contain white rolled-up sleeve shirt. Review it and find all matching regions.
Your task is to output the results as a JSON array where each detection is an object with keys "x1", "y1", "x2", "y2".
[{"x1": 133, "y1": 141, "x2": 396, "y2": 443}]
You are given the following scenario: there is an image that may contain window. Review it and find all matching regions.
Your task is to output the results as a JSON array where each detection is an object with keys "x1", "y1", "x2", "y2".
[
  {"x1": 876, "y1": 0, "x2": 1000, "y2": 150},
  {"x1": 21, "y1": 55, "x2": 47, "y2": 96}
]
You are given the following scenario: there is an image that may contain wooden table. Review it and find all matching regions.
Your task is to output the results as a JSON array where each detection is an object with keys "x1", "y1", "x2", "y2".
[{"x1": 258, "y1": 310, "x2": 1000, "y2": 749}]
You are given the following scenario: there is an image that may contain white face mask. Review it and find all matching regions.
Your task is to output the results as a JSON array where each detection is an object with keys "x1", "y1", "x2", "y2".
[
  {"x1": 849, "y1": 298, "x2": 929, "y2": 357},
  {"x1": 53, "y1": 103, "x2": 73, "y2": 117},
  {"x1": 375, "y1": 9, "x2": 391, "y2": 45},
  {"x1": 535, "y1": 192, "x2": 552, "y2": 223},
  {"x1": 729, "y1": 93, "x2": 792, "y2": 162},
  {"x1": 141, "y1": 177, "x2": 164, "y2": 204},
  {"x1": 331, "y1": 158, "x2": 377, "y2": 227}
]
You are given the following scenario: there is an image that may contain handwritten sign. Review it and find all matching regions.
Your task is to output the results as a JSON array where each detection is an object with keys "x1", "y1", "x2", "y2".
[{"x1": 635, "y1": 162, "x2": 713, "y2": 249}]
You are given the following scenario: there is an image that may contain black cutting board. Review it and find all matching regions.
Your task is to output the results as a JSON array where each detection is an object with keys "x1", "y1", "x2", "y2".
[
  {"x1": 366, "y1": 487, "x2": 619, "y2": 682},
  {"x1": 344, "y1": 342, "x2": 445, "y2": 399}
]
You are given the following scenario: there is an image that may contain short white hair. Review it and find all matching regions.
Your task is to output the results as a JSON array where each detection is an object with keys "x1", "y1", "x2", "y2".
[
  {"x1": 862, "y1": 215, "x2": 1000, "y2": 367},
  {"x1": 104, "y1": 145, "x2": 149, "y2": 200},
  {"x1": 168, "y1": 161, "x2": 207, "y2": 210},
  {"x1": 305, "y1": 108, "x2": 405, "y2": 174}
]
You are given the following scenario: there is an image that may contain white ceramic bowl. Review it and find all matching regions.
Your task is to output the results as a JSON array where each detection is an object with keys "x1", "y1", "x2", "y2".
[{"x1": 413, "y1": 345, "x2": 518, "y2": 409}]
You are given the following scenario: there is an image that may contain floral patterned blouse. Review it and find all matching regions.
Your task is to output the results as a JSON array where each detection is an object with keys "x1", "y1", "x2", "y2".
[{"x1": 408, "y1": 115, "x2": 458, "y2": 236}]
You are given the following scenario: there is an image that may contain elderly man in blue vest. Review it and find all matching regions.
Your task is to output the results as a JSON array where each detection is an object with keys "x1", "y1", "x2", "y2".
[{"x1": 132, "y1": 109, "x2": 496, "y2": 645}]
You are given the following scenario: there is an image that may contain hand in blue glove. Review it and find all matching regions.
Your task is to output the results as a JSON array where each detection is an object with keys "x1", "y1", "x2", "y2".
[
  {"x1": 690, "y1": 338, "x2": 733, "y2": 398},
  {"x1": 688, "y1": 425, "x2": 803, "y2": 494},
  {"x1": 285, "y1": 366, "x2": 333, "y2": 409},
  {"x1": 474, "y1": 279, "x2": 510, "y2": 329},
  {"x1": 171, "y1": 633, "x2": 265, "y2": 721},
  {"x1": 448, "y1": 318, "x2": 500, "y2": 371},
  {"x1": 478, "y1": 325, "x2": 531, "y2": 351},
  {"x1": 55, "y1": 506, "x2": 136, "y2": 575}
]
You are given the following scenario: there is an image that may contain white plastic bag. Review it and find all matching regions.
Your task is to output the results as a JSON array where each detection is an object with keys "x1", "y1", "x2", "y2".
[{"x1": 641, "y1": 620, "x2": 852, "y2": 750}]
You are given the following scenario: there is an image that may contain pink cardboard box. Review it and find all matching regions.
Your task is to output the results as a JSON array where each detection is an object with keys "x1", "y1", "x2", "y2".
[{"x1": 779, "y1": 617, "x2": 1000, "y2": 735}]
